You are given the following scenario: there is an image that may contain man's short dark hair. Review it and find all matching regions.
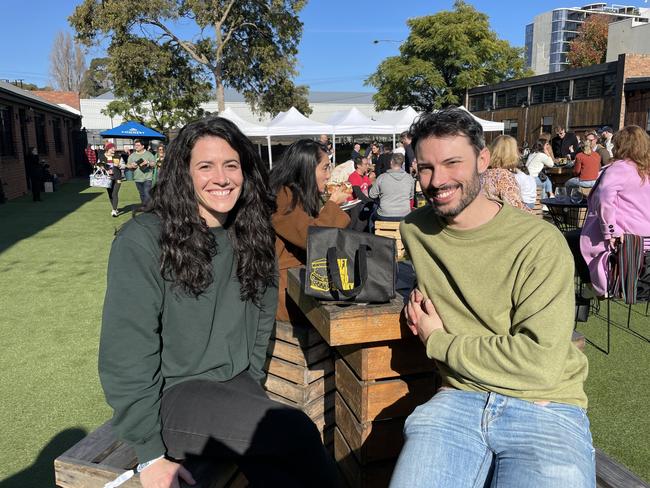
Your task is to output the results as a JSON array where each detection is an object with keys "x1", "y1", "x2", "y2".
[
  {"x1": 410, "y1": 107, "x2": 485, "y2": 157},
  {"x1": 134, "y1": 139, "x2": 145, "y2": 147},
  {"x1": 353, "y1": 156, "x2": 365, "y2": 169},
  {"x1": 400, "y1": 131, "x2": 411, "y2": 140}
]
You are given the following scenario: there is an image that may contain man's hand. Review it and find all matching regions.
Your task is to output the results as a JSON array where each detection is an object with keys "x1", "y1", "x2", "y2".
[
  {"x1": 140, "y1": 458, "x2": 195, "y2": 488},
  {"x1": 404, "y1": 289, "x2": 445, "y2": 344}
]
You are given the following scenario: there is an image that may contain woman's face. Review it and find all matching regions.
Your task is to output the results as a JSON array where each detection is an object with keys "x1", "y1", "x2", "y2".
[
  {"x1": 314, "y1": 152, "x2": 331, "y2": 193},
  {"x1": 190, "y1": 136, "x2": 244, "y2": 227}
]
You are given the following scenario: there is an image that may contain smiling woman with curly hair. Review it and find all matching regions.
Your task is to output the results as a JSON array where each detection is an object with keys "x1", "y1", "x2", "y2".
[{"x1": 99, "y1": 117, "x2": 340, "y2": 488}]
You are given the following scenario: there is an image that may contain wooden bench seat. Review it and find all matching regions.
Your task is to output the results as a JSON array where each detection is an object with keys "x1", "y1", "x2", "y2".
[{"x1": 54, "y1": 421, "x2": 245, "y2": 488}]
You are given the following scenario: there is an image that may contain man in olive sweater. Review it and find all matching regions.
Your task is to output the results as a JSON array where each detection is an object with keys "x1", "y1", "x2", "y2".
[{"x1": 390, "y1": 108, "x2": 594, "y2": 488}]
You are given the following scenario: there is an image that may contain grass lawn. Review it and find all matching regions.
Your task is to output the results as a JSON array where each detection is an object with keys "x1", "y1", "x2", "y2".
[{"x1": 0, "y1": 179, "x2": 648, "y2": 486}]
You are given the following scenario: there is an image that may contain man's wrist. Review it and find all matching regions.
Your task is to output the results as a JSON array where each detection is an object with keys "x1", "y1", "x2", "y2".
[{"x1": 137, "y1": 455, "x2": 164, "y2": 473}]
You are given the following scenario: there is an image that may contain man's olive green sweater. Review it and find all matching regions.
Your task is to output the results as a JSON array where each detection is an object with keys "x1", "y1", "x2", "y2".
[
  {"x1": 400, "y1": 203, "x2": 588, "y2": 408},
  {"x1": 99, "y1": 213, "x2": 278, "y2": 462}
]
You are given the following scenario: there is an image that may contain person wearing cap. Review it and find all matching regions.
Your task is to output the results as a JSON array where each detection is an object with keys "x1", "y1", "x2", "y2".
[
  {"x1": 98, "y1": 142, "x2": 125, "y2": 217},
  {"x1": 599, "y1": 126, "x2": 614, "y2": 157}
]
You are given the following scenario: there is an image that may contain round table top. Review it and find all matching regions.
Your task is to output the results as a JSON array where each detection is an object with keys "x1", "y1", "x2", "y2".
[{"x1": 541, "y1": 197, "x2": 588, "y2": 208}]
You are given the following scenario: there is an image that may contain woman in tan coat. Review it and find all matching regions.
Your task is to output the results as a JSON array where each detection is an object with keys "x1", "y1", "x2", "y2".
[{"x1": 270, "y1": 139, "x2": 350, "y2": 322}]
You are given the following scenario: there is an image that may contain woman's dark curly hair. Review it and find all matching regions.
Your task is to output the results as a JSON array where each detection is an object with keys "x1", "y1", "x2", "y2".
[
  {"x1": 144, "y1": 116, "x2": 276, "y2": 303},
  {"x1": 269, "y1": 139, "x2": 328, "y2": 217}
]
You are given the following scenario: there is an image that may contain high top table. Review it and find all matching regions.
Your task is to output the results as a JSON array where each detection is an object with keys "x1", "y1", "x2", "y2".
[{"x1": 286, "y1": 268, "x2": 438, "y2": 488}]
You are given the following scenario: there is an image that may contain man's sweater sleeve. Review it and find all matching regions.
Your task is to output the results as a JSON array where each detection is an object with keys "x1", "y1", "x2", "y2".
[
  {"x1": 426, "y1": 238, "x2": 576, "y2": 392},
  {"x1": 249, "y1": 273, "x2": 279, "y2": 383},
  {"x1": 99, "y1": 233, "x2": 166, "y2": 462}
]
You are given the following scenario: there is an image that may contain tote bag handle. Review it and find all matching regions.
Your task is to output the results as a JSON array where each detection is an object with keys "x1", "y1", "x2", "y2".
[{"x1": 326, "y1": 245, "x2": 368, "y2": 298}]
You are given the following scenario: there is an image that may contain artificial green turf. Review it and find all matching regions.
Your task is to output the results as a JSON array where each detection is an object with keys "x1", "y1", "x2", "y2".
[{"x1": 0, "y1": 180, "x2": 648, "y2": 485}]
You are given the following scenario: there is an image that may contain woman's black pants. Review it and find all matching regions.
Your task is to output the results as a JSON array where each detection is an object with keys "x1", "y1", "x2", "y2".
[{"x1": 160, "y1": 371, "x2": 341, "y2": 487}]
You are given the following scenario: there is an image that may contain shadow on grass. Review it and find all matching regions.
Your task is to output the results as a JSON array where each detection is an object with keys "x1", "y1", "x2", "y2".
[
  {"x1": 0, "y1": 179, "x2": 100, "y2": 256},
  {"x1": 0, "y1": 428, "x2": 87, "y2": 488}
]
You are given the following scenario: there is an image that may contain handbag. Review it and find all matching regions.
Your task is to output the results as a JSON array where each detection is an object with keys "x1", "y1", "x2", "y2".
[
  {"x1": 304, "y1": 226, "x2": 396, "y2": 303},
  {"x1": 538, "y1": 169, "x2": 548, "y2": 182},
  {"x1": 89, "y1": 167, "x2": 113, "y2": 188}
]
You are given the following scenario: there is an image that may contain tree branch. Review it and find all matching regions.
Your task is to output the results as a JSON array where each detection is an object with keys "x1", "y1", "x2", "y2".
[{"x1": 143, "y1": 17, "x2": 210, "y2": 66}]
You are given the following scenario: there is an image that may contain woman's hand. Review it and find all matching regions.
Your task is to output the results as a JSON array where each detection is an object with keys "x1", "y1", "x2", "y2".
[
  {"x1": 139, "y1": 458, "x2": 195, "y2": 488},
  {"x1": 609, "y1": 235, "x2": 624, "y2": 251},
  {"x1": 329, "y1": 187, "x2": 349, "y2": 205}
]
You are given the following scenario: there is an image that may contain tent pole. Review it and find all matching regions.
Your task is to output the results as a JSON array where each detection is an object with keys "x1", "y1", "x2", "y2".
[
  {"x1": 332, "y1": 134, "x2": 336, "y2": 166},
  {"x1": 393, "y1": 133, "x2": 396, "y2": 150},
  {"x1": 267, "y1": 136, "x2": 272, "y2": 169},
  {"x1": 257, "y1": 144, "x2": 261, "y2": 157}
]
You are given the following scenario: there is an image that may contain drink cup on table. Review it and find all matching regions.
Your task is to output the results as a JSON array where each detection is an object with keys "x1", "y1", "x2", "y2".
[
  {"x1": 555, "y1": 187, "x2": 567, "y2": 201},
  {"x1": 570, "y1": 187, "x2": 583, "y2": 204}
]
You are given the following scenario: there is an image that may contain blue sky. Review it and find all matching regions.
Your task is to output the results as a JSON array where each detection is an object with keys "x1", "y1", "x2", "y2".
[{"x1": 0, "y1": 1, "x2": 647, "y2": 93}]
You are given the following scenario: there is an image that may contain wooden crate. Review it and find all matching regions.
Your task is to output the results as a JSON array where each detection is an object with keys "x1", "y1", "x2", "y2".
[
  {"x1": 334, "y1": 427, "x2": 395, "y2": 488},
  {"x1": 54, "y1": 421, "x2": 241, "y2": 488},
  {"x1": 335, "y1": 358, "x2": 437, "y2": 423},
  {"x1": 286, "y1": 269, "x2": 406, "y2": 346},
  {"x1": 374, "y1": 221, "x2": 405, "y2": 259},
  {"x1": 264, "y1": 372, "x2": 335, "y2": 406},
  {"x1": 272, "y1": 319, "x2": 323, "y2": 349},
  {"x1": 337, "y1": 338, "x2": 434, "y2": 381},
  {"x1": 267, "y1": 338, "x2": 331, "y2": 368},
  {"x1": 266, "y1": 390, "x2": 335, "y2": 422},
  {"x1": 335, "y1": 393, "x2": 404, "y2": 464}
]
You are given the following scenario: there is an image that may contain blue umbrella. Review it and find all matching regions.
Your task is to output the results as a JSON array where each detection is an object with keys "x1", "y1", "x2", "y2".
[{"x1": 100, "y1": 121, "x2": 165, "y2": 139}]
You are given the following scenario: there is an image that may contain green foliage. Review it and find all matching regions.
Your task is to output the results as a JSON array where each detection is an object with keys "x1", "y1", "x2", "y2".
[
  {"x1": 69, "y1": 0, "x2": 310, "y2": 117},
  {"x1": 366, "y1": 0, "x2": 531, "y2": 112},
  {"x1": 79, "y1": 57, "x2": 113, "y2": 98},
  {"x1": 101, "y1": 39, "x2": 211, "y2": 135},
  {"x1": 567, "y1": 15, "x2": 610, "y2": 68}
]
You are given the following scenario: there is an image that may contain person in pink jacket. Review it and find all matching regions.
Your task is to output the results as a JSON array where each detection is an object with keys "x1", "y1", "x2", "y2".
[{"x1": 579, "y1": 125, "x2": 650, "y2": 296}]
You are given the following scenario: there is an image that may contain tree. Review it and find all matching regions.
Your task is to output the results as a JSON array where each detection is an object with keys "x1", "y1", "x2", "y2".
[
  {"x1": 49, "y1": 31, "x2": 86, "y2": 92},
  {"x1": 567, "y1": 15, "x2": 609, "y2": 68},
  {"x1": 69, "y1": 0, "x2": 311, "y2": 116},
  {"x1": 366, "y1": 1, "x2": 531, "y2": 112},
  {"x1": 101, "y1": 38, "x2": 212, "y2": 135},
  {"x1": 79, "y1": 57, "x2": 114, "y2": 98}
]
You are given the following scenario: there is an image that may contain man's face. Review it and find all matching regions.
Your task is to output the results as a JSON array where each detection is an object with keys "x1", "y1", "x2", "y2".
[
  {"x1": 556, "y1": 128, "x2": 566, "y2": 139},
  {"x1": 586, "y1": 134, "x2": 598, "y2": 150},
  {"x1": 603, "y1": 130, "x2": 612, "y2": 140},
  {"x1": 354, "y1": 143, "x2": 360, "y2": 152},
  {"x1": 134, "y1": 141, "x2": 144, "y2": 152},
  {"x1": 416, "y1": 134, "x2": 488, "y2": 220},
  {"x1": 358, "y1": 158, "x2": 369, "y2": 174},
  {"x1": 319, "y1": 134, "x2": 328, "y2": 145}
]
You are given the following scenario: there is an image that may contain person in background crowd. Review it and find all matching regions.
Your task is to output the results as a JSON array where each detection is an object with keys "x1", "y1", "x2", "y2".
[
  {"x1": 270, "y1": 139, "x2": 350, "y2": 323},
  {"x1": 393, "y1": 142, "x2": 406, "y2": 156},
  {"x1": 574, "y1": 125, "x2": 650, "y2": 297},
  {"x1": 97, "y1": 143, "x2": 124, "y2": 217},
  {"x1": 566, "y1": 135, "x2": 601, "y2": 191},
  {"x1": 599, "y1": 126, "x2": 614, "y2": 157},
  {"x1": 26, "y1": 147, "x2": 43, "y2": 202},
  {"x1": 585, "y1": 130, "x2": 610, "y2": 166},
  {"x1": 350, "y1": 142, "x2": 362, "y2": 161},
  {"x1": 368, "y1": 142, "x2": 380, "y2": 167},
  {"x1": 400, "y1": 131, "x2": 415, "y2": 175},
  {"x1": 391, "y1": 107, "x2": 593, "y2": 488},
  {"x1": 153, "y1": 144, "x2": 165, "y2": 186},
  {"x1": 100, "y1": 117, "x2": 340, "y2": 488},
  {"x1": 369, "y1": 153, "x2": 414, "y2": 229},
  {"x1": 127, "y1": 139, "x2": 156, "y2": 204},
  {"x1": 483, "y1": 135, "x2": 533, "y2": 213},
  {"x1": 526, "y1": 139, "x2": 555, "y2": 200},
  {"x1": 375, "y1": 144, "x2": 393, "y2": 177},
  {"x1": 85, "y1": 144, "x2": 97, "y2": 167},
  {"x1": 551, "y1": 126, "x2": 579, "y2": 159},
  {"x1": 347, "y1": 156, "x2": 374, "y2": 232}
]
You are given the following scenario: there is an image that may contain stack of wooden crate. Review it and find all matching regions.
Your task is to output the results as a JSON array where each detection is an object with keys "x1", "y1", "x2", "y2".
[{"x1": 264, "y1": 319, "x2": 336, "y2": 447}]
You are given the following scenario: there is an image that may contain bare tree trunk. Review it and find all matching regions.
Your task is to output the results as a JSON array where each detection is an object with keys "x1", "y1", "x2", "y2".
[{"x1": 214, "y1": 66, "x2": 225, "y2": 112}]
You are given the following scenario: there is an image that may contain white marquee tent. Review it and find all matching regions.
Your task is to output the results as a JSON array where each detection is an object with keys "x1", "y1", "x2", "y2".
[
  {"x1": 376, "y1": 106, "x2": 420, "y2": 133},
  {"x1": 219, "y1": 107, "x2": 268, "y2": 137},
  {"x1": 459, "y1": 106, "x2": 504, "y2": 132}
]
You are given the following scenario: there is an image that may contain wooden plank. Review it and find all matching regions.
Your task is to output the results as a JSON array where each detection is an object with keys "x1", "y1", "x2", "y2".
[
  {"x1": 335, "y1": 393, "x2": 404, "y2": 464},
  {"x1": 337, "y1": 339, "x2": 435, "y2": 381},
  {"x1": 54, "y1": 457, "x2": 141, "y2": 488},
  {"x1": 333, "y1": 427, "x2": 395, "y2": 488},
  {"x1": 266, "y1": 390, "x2": 335, "y2": 420},
  {"x1": 287, "y1": 268, "x2": 406, "y2": 346},
  {"x1": 57, "y1": 421, "x2": 121, "y2": 464},
  {"x1": 596, "y1": 448, "x2": 650, "y2": 488},
  {"x1": 266, "y1": 355, "x2": 333, "y2": 385},
  {"x1": 98, "y1": 441, "x2": 137, "y2": 472},
  {"x1": 272, "y1": 320, "x2": 323, "y2": 348},
  {"x1": 336, "y1": 358, "x2": 437, "y2": 423},
  {"x1": 267, "y1": 338, "x2": 331, "y2": 367},
  {"x1": 264, "y1": 372, "x2": 334, "y2": 405}
]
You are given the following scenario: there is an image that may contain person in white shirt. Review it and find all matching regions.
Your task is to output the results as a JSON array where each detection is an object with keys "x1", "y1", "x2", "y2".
[{"x1": 525, "y1": 139, "x2": 555, "y2": 199}]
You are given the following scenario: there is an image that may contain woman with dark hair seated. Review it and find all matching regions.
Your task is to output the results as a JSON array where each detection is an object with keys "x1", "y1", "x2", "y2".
[
  {"x1": 99, "y1": 118, "x2": 339, "y2": 488},
  {"x1": 270, "y1": 139, "x2": 350, "y2": 322}
]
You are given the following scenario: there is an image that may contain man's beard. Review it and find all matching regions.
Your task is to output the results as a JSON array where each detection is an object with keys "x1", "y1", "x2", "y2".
[{"x1": 424, "y1": 168, "x2": 481, "y2": 220}]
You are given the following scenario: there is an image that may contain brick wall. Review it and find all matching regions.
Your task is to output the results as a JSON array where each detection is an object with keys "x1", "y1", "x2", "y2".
[
  {"x1": 0, "y1": 96, "x2": 79, "y2": 200},
  {"x1": 618, "y1": 54, "x2": 650, "y2": 128}
]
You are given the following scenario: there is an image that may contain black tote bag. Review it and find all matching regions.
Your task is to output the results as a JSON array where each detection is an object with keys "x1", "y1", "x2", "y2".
[{"x1": 304, "y1": 226, "x2": 396, "y2": 303}]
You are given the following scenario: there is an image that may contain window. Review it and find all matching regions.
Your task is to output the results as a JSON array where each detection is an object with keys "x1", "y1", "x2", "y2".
[
  {"x1": 542, "y1": 116, "x2": 554, "y2": 135},
  {"x1": 36, "y1": 114, "x2": 47, "y2": 155},
  {"x1": 53, "y1": 118, "x2": 63, "y2": 154},
  {"x1": 495, "y1": 88, "x2": 528, "y2": 109},
  {"x1": 469, "y1": 93, "x2": 493, "y2": 112},
  {"x1": 531, "y1": 81, "x2": 570, "y2": 104},
  {"x1": 503, "y1": 119, "x2": 518, "y2": 139},
  {"x1": 573, "y1": 75, "x2": 612, "y2": 100},
  {"x1": 0, "y1": 104, "x2": 14, "y2": 156}
]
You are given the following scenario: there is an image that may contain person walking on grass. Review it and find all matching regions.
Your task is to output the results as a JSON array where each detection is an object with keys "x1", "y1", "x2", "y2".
[
  {"x1": 390, "y1": 107, "x2": 593, "y2": 488},
  {"x1": 127, "y1": 139, "x2": 156, "y2": 204}
]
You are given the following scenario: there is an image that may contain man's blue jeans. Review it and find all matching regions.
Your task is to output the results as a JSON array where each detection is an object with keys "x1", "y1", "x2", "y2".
[
  {"x1": 135, "y1": 179, "x2": 152, "y2": 204},
  {"x1": 390, "y1": 389, "x2": 595, "y2": 488}
]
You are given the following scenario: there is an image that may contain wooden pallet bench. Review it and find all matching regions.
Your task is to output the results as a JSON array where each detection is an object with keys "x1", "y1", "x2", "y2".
[
  {"x1": 374, "y1": 220, "x2": 405, "y2": 259},
  {"x1": 54, "y1": 421, "x2": 246, "y2": 488}
]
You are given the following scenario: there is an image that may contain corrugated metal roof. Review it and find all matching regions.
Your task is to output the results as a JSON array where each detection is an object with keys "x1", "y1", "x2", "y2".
[{"x1": 0, "y1": 81, "x2": 80, "y2": 117}]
